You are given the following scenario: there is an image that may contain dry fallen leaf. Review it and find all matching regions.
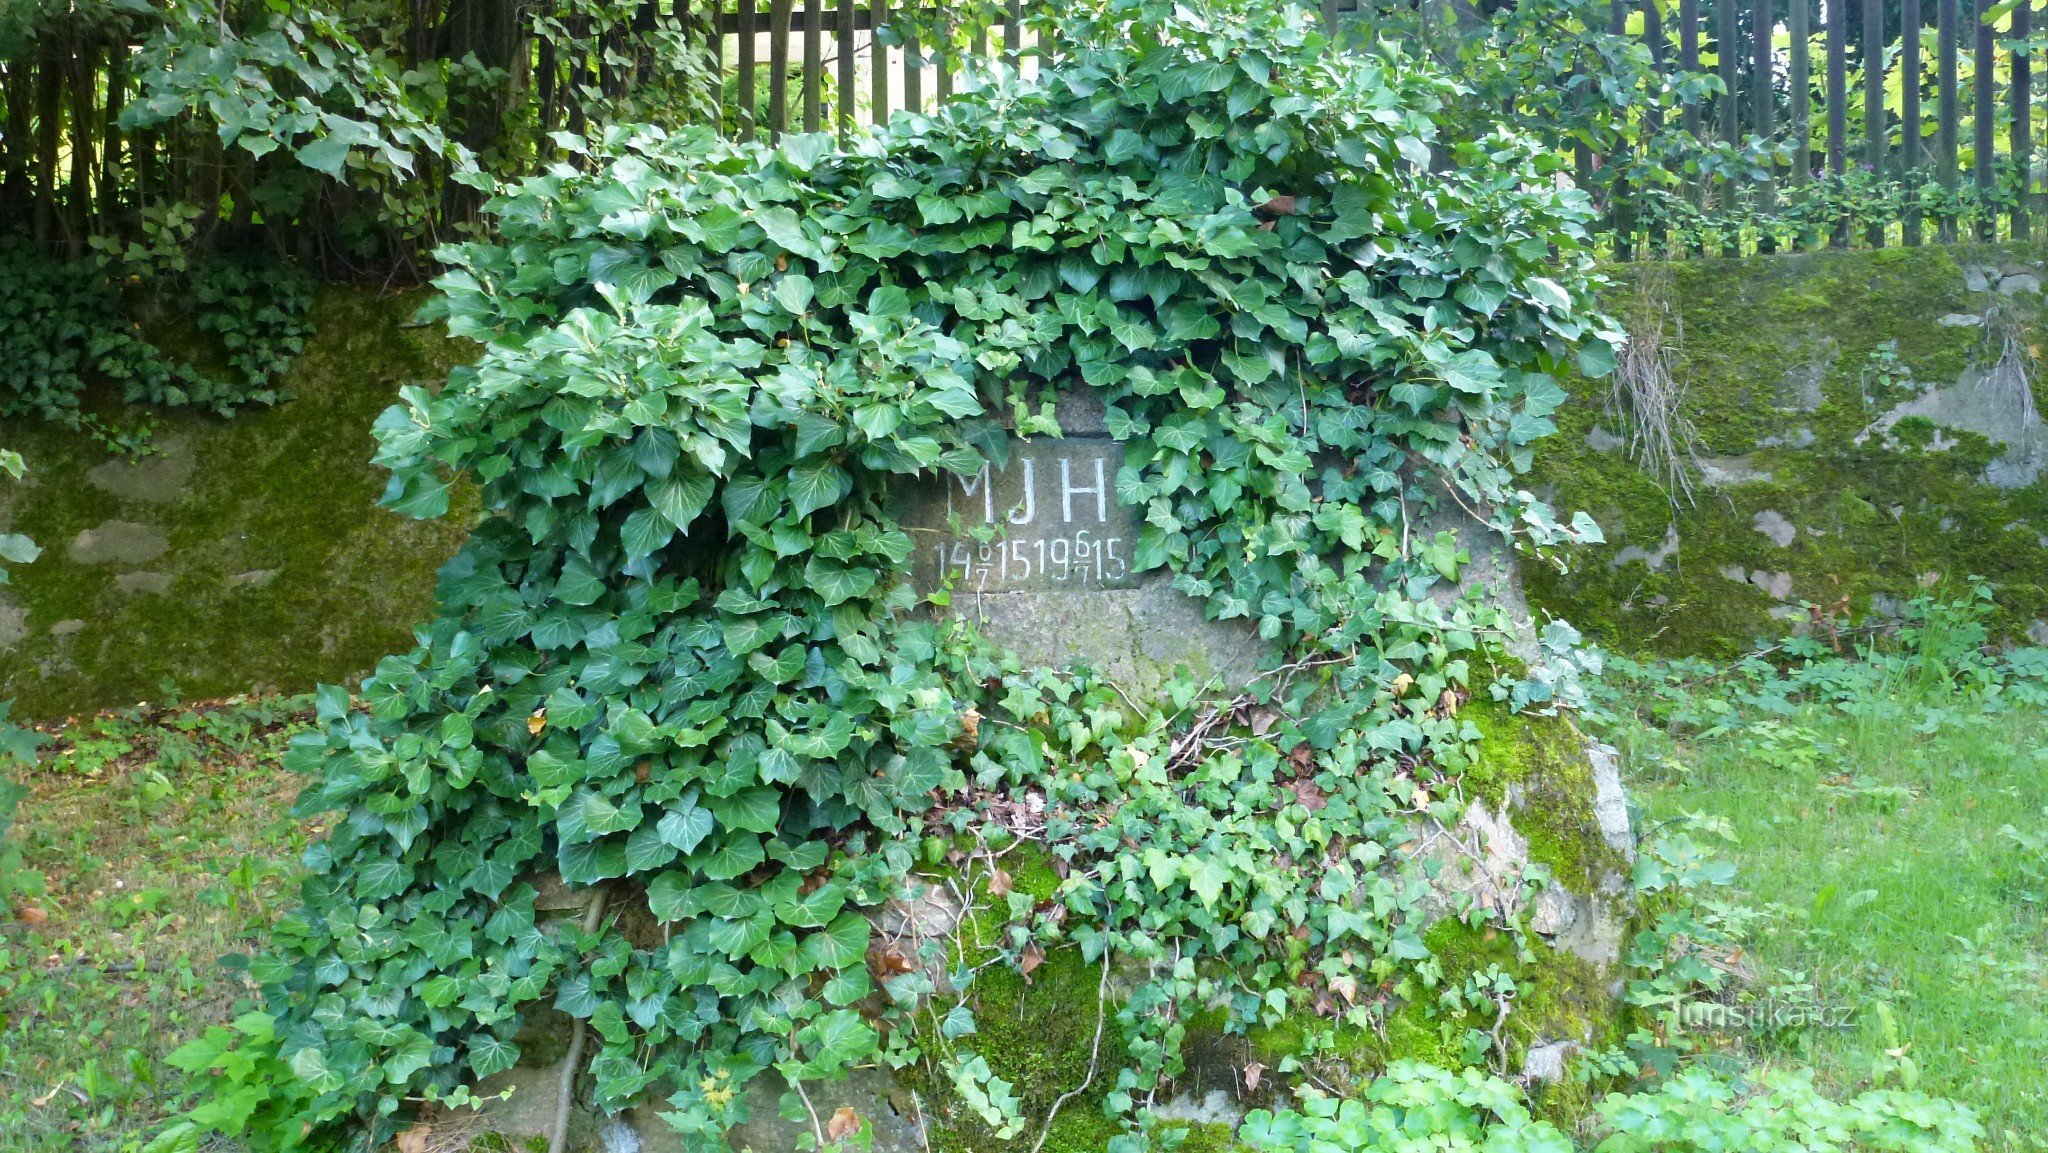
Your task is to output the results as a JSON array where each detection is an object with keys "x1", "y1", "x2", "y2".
[
  {"x1": 1242, "y1": 1061, "x2": 1266, "y2": 1092},
  {"x1": 958, "y1": 706, "x2": 982, "y2": 744},
  {"x1": 1256, "y1": 194, "x2": 1298, "y2": 216},
  {"x1": 15, "y1": 906, "x2": 48, "y2": 925},
  {"x1": 827, "y1": 1106, "x2": 861, "y2": 1142},
  {"x1": 1288, "y1": 779, "x2": 1328, "y2": 812},
  {"x1": 1328, "y1": 973, "x2": 1359, "y2": 1005},
  {"x1": 526, "y1": 708, "x2": 546, "y2": 736},
  {"x1": 396, "y1": 1122, "x2": 432, "y2": 1153},
  {"x1": 1020, "y1": 941, "x2": 1046, "y2": 981},
  {"x1": 987, "y1": 868, "x2": 1013, "y2": 898},
  {"x1": 867, "y1": 941, "x2": 917, "y2": 977}
]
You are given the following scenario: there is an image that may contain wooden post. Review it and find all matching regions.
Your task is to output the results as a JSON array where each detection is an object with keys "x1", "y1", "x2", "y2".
[
  {"x1": 837, "y1": 0, "x2": 856, "y2": 136},
  {"x1": 769, "y1": 0, "x2": 791, "y2": 138},
  {"x1": 1719, "y1": 0, "x2": 1741, "y2": 254},
  {"x1": 1612, "y1": 0, "x2": 1633, "y2": 261},
  {"x1": 1976, "y1": 0, "x2": 1996, "y2": 239},
  {"x1": 1865, "y1": 0, "x2": 1887, "y2": 245},
  {"x1": 1791, "y1": 0, "x2": 1812, "y2": 189},
  {"x1": 739, "y1": 0, "x2": 758, "y2": 139},
  {"x1": 1754, "y1": 0, "x2": 1777, "y2": 251},
  {"x1": 1828, "y1": 0, "x2": 1848, "y2": 244},
  {"x1": 1645, "y1": 0, "x2": 1668, "y2": 254},
  {"x1": 2014, "y1": 0, "x2": 2032, "y2": 237},
  {"x1": 904, "y1": 8, "x2": 922, "y2": 115},
  {"x1": 871, "y1": 0, "x2": 889, "y2": 126},
  {"x1": 1006, "y1": 0, "x2": 1022, "y2": 56},
  {"x1": 1904, "y1": 0, "x2": 1923, "y2": 243},
  {"x1": 1939, "y1": 0, "x2": 1958, "y2": 240},
  {"x1": 1681, "y1": 0, "x2": 1704, "y2": 237},
  {"x1": 803, "y1": 0, "x2": 822, "y2": 132}
]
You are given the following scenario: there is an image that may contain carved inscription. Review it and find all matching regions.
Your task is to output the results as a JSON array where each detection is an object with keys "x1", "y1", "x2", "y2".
[{"x1": 899, "y1": 440, "x2": 1143, "y2": 593}]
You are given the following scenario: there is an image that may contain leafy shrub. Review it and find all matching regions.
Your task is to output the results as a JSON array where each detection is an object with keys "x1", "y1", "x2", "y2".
[
  {"x1": 1237, "y1": 1061, "x2": 1982, "y2": 1153},
  {"x1": 238, "y1": 0, "x2": 1620, "y2": 1146},
  {"x1": 0, "y1": 241, "x2": 310, "y2": 428}
]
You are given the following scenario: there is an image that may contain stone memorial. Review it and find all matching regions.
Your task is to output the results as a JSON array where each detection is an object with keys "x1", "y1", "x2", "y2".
[{"x1": 889, "y1": 402, "x2": 1266, "y2": 693}]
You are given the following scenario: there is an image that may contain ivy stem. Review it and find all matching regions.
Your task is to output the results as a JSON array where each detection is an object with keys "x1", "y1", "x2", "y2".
[
  {"x1": 550, "y1": 885, "x2": 611, "y2": 1153},
  {"x1": 1027, "y1": 946, "x2": 1111, "y2": 1153}
]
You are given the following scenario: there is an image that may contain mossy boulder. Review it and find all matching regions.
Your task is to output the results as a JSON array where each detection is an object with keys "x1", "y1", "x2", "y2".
[
  {"x1": 1529, "y1": 242, "x2": 2048, "y2": 656},
  {"x1": 0, "y1": 286, "x2": 474, "y2": 718},
  {"x1": 474, "y1": 702, "x2": 1636, "y2": 1153}
]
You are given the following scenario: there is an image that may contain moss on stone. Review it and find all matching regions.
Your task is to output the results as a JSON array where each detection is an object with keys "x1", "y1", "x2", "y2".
[
  {"x1": 1529, "y1": 242, "x2": 2048, "y2": 656},
  {"x1": 0, "y1": 285, "x2": 476, "y2": 718}
]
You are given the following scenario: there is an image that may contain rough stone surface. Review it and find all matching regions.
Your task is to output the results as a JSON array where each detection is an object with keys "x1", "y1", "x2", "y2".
[
  {"x1": 1608, "y1": 524, "x2": 1678, "y2": 571},
  {"x1": 1527, "y1": 242, "x2": 2048, "y2": 656},
  {"x1": 1584, "y1": 424, "x2": 1625, "y2": 451},
  {"x1": 1752, "y1": 509, "x2": 1799, "y2": 548},
  {"x1": 113, "y1": 572, "x2": 172, "y2": 596},
  {"x1": 68, "y1": 521, "x2": 169, "y2": 566},
  {"x1": 85, "y1": 436, "x2": 195, "y2": 504}
]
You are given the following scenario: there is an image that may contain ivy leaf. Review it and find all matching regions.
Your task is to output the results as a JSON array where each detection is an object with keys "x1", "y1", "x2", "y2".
[
  {"x1": 802, "y1": 911, "x2": 870, "y2": 969},
  {"x1": 788, "y1": 457, "x2": 851, "y2": 518},
  {"x1": 658, "y1": 802, "x2": 715, "y2": 854},
  {"x1": 467, "y1": 1035, "x2": 520, "y2": 1079},
  {"x1": 709, "y1": 787, "x2": 782, "y2": 835},
  {"x1": 288, "y1": 1046, "x2": 347, "y2": 1094},
  {"x1": 650, "y1": 472, "x2": 715, "y2": 531},
  {"x1": 699, "y1": 832, "x2": 766, "y2": 881},
  {"x1": 621, "y1": 507, "x2": 676, "y2": 560},
  {"x1": 295, "y1": 133, "x2": 351, "y2": 178}
]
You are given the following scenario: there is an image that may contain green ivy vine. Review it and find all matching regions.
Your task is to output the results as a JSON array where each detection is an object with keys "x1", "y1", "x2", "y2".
[{"x1": 249, "y1": 0, "x2": 1624, "y2": 1148}]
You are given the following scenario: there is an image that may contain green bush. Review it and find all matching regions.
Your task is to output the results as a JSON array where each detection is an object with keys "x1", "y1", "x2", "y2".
[{"x1": 227, "y1": 0, "x2": 1622, "y2": 1146}]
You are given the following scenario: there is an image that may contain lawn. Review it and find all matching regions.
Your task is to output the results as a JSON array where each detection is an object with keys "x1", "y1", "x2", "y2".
[
  {"x1": 1598, "y1": 593, "x2": 2048, "y2": 1151},
  {"x1": 0, "y1": 696, "x2": 313, "y2": 1150}
]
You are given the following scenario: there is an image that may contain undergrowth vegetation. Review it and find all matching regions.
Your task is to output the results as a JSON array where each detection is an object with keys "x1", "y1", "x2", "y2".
[
  {"x1": 1592, "y1": 584, "x2": 2048, "y2": 1150},
  {"x1": 0, "y1": 240, "x2": 312, "y2": 445},
  {"x1": 0, "y1": 694, "x2": 313, "y2": 1148}
]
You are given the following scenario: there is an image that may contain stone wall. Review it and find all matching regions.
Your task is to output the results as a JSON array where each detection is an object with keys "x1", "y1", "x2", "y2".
[
  {"x1": 1527, "y1": 242, "x2": 2048, "y2": 656},
  {"x1": 0, "y1": 287, "x2": 473, "y2": 718}
]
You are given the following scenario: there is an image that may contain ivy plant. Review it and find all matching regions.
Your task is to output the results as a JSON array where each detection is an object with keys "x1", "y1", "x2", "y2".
[{"x1": 248, "y1": 0, "x2": 1622, "y2": 1148}]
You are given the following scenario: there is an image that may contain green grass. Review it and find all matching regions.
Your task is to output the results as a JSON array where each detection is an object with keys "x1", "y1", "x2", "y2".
[
  {"x1": 0, "y1": 695, "x2": 313, "y2": 1150},
  {"x1": 1602, "y1": 602, "x2": 2048, "y2": 1150}
]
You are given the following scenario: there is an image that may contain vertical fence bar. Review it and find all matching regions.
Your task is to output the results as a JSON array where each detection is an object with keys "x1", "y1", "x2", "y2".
[
  {"x1": 1719, "y1": 0, "x2": 1741, "y2": 254},
  {"x1": 1644, "y1": 0, "x2": 1668, "y2": 254},
  {"x1": 904, "y1": 8, "x2": 923, "y2": 115},
  {"x1": 1790, "y1": 0, "x2": 1812, "y2": 248},
  {"x1": 1682, "y1": 0, "x2": 1704, "y2": 232},
  {"x1": 769, "y1": 0, "x2": 791, "y2": 138},
  {"x1": 1754, "y1": 0, "x2": 1777, "y2": 251},
  {"x1": 936, "y1": 10, "x2": 953, "y2": 105},
  {"x1": 871, "y1": 0, "x2": 889, "y2": 126},
  {"x1": 837, "y1": 0, "x2": 856, "y2": 136},
  {"x1": 1939, "y1": 0, "x2": 1958, "y2": 239},
  {"x1": 1904, "y1": 0, "x2": 1923, "y2": 243},
  {"x1": 1005, "y1": 0, "x2": 1022, "y2": 56},
  {"x1": 739, "y1": 0, "x2": 758, "y2": 139},
  {"x1": 1976, "y1": 0, "x2": 1996, "y2": 238},
  {"x1": 803, "y1": 0, "x2": 823, "y2": 132},
  {"x1": 2014, "y1": 0, "x2": 2033, "y2": 237},
  {"x1": 1828, "y1": 0, "x2": 1849, "y2": 243},
  {"x1": 1864, "y1": 0, "x2": 1886, "y2": 245},
  {"x1": 1611, "y1": 0, "x2": 1633, "y2": 261}
]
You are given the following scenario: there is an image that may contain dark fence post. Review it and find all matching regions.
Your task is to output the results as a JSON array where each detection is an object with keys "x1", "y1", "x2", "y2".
[
  {"x1": 1829, "y1": 0, "x2": 1849, "y2": 244},
  {"x1": 739, "y1": 0, "x2": 758, "y2": 138},
  {"x1": 803, "y1": 0, "x2": 823, "y2": 132},
  {"x1": 871, "y1": 0, "x2": 889, "y2": 125},
  {"x1": 1791, "y1": 0, "x2": 1813, "y2": 248},
  {"x1": 1976, "y1": 0, "x2": 1996, "y2": 239},
  {"x1": 769, "y1": 0, "x2": 791, "y2": 137},
  {"x1": 1754, "y1": 0, "x2": 1777, "y2": 252},
  {"x1": 1939, "y1": 0, "x2": 1958, "y2": 240},
  {"x1": 2014, "y1": 0, "x2": 2032, "y2": 238},
  {"x1": 1865, "y1": 0, "x2": 1887, "y2": 246},
  {"x1": 1644, "y1": 0, "x2": 1668, "y2": 255},
  {"x1": 837, "y1": 0, "x2": 856, "y2": 136},
  {"x1": 1682, "y1": 0, "x2": 1704, "y2": 246},
  {"x1": 1904, "y1": 0, "x2": 1923, "y2": 243}
]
